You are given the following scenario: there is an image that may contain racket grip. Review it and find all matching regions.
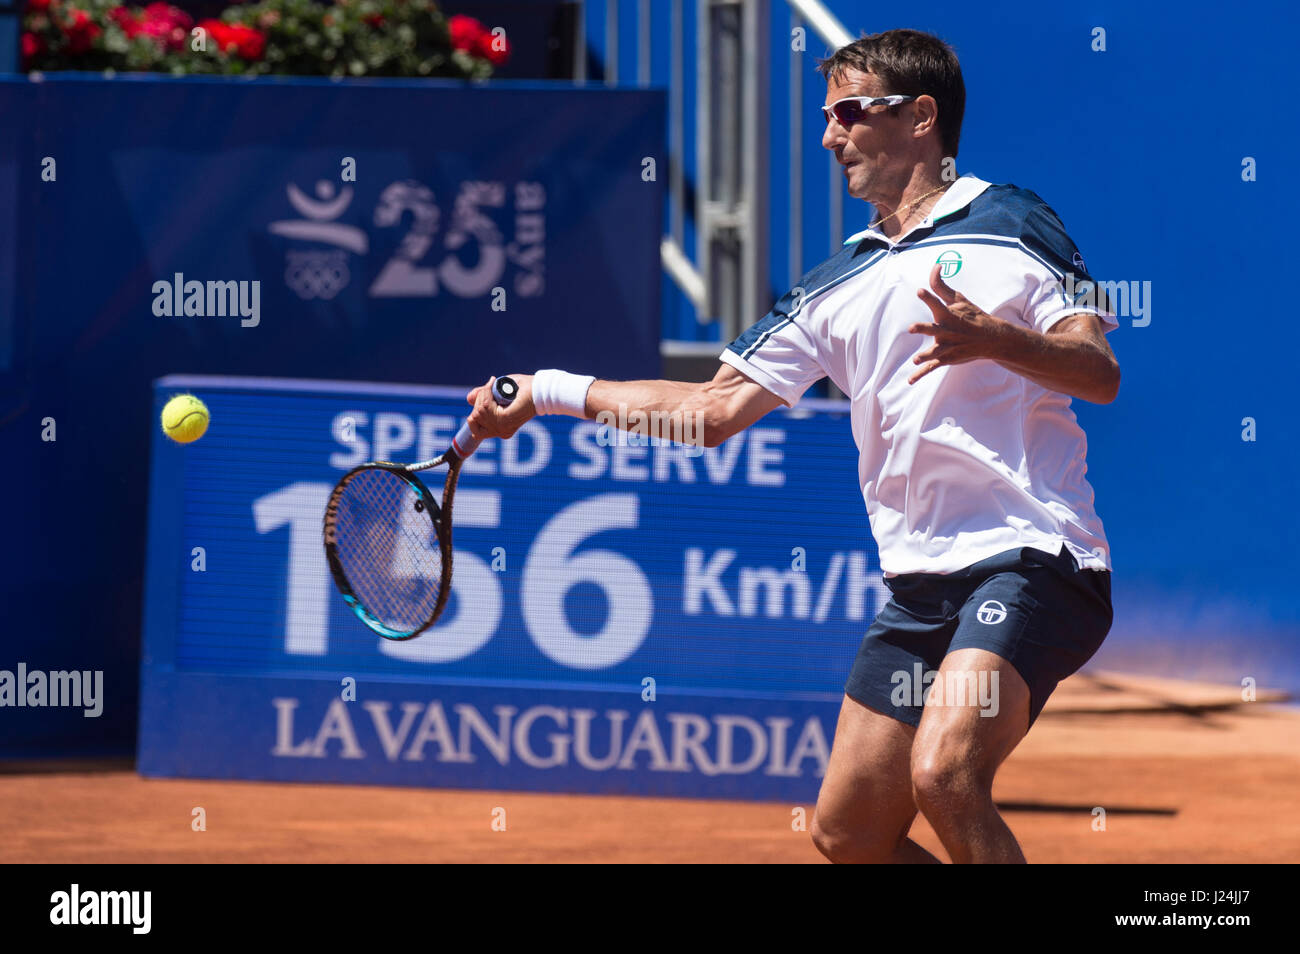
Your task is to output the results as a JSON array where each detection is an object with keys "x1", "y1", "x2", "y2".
[{"x1": 451, "y1": 376, "x2": 519, "y2": 459}]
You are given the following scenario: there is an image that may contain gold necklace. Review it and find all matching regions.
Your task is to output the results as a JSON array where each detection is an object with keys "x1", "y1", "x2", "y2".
[{"x1": 871, "y1": 181, "x2": 951, "y2": 233}]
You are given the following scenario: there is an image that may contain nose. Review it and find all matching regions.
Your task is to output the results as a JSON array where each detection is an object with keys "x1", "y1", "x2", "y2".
[{"x1": 822, "y1": 119, "x2": 844, "y2": 152}]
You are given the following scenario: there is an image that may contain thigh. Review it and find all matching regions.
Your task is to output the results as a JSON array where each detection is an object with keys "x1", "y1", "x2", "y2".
[
  {"x1": 912, "y1": 647, "x2": 1032, "y2": 788},
  {"x1": 844, "y1": 596, "x2": 957, "y2": 728},
  {"x1": 814, "y1": 693, "x2": 920, "y2": 844}
]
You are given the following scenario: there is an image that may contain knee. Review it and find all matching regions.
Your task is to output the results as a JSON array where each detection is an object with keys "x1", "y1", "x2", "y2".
[
  {"x1": 809, "y1": 815, "x2": 848, "y2": 862},
  {"x1": 810, "y1": 811, "x2": 898, "y2": 864},
  {"x1": 910, "y1": 754, "x2": 979, "y2": 815}
]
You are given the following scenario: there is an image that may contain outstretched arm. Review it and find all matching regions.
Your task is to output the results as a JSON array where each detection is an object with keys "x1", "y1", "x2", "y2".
[{"x1": 466, "y1": 363, "x2": 786, "y2": 448}]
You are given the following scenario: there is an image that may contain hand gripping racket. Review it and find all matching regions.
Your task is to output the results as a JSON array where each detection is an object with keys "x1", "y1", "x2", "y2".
[{"x1": 322, "y1": 376, "x2": 518, "y2": 639}]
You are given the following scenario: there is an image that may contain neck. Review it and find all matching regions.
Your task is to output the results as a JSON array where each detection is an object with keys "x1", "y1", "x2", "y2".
[{"x1": 871, "y1": 165, "x2": 951, "y2": 240}]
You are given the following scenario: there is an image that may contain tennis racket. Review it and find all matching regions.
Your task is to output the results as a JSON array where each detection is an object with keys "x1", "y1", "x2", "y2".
[{"x1": 322, "y1": 376, "x2": 518, "y2": 639}]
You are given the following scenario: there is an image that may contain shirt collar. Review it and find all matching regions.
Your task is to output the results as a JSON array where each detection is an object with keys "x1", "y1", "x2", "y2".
[{"x1": 843, "y1": 174, "x2": 992, "y2": 247}]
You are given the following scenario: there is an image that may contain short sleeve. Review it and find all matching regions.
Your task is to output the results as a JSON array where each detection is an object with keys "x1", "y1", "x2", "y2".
[
  {"x1": 1019, "y1": 205, "x2": 1119, "y2": 335},
  {"x1": 720, "y1": 288, "x2": 827, "y2": 406}
]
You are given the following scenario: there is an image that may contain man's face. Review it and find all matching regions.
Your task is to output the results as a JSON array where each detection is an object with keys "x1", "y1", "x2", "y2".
[{"x1": 821, "y1": 67, "x2": 916, "y2": 201}]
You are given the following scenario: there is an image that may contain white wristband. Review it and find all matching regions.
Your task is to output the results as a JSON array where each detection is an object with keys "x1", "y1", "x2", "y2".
[{"x1": 532, "y1": 369, "x2": 595, "y2": 418}]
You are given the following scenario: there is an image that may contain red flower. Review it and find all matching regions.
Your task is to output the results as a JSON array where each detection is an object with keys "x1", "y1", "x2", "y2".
[
  {"x1": 21, "y1": 31, "x2": 45, "y2": 64},
  {"x1": 197, "y1": 18, "x2": 261, "y2": 58},
  {"x1": 447, "y1": 14, "x2": 509, "y2": 66},
  {"x1": 198, "y1": 19, "x2": 265, "y2": 60},
  {"x1": 197, "y1": 18, "x2": 220, "y2": 45},
  {"x1": 447, "y1": 14, "x2": 481, "y2": 53},
  {"x1": 27, "y1": 0, "x2": 50, "y2": 10},
  {"x1": 231, "y1": 24, "x2": 264, "y2": 60},
  {"x1": 143, "y1": 2, "x2": 178, "y2": 20},
  {"x1": 63, "y1": 8, "x2": 103, "y2": 54},
  {"x1": 476, "y1": 27, "x2": 509, "y2": 65},
  {"x1": 144, "y1": 12, "x2": 190, "y2": 48},
  {"x1": 109, "y1": 6, "x2": 144, "y2": 38},
  {"x1": 198, "y1": 18, "x2": 233, "y2": 53},
  {"x1": 114, "y1": 3, "x2": 189, "y2": 49},
  {"x1": 362, "y1": 13, "x2": 384, "y2": 26}
]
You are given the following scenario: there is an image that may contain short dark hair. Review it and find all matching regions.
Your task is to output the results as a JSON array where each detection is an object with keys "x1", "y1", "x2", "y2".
[{"x1": 818, "y1": 29, "x2": 966, "y2": 159}]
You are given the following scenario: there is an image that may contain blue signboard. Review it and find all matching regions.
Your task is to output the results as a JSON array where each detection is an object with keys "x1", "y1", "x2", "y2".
[
  {"x1": 0, "y1": 75, "x2": 664, "y2": 757},
  {"x1": 138, "y1": 375, "x2": 879, "y2": 799}
]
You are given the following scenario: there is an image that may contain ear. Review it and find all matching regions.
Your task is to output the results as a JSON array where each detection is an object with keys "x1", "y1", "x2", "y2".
[{"x1": 912, "y1": 94, "x2": 939, "y2": 141}]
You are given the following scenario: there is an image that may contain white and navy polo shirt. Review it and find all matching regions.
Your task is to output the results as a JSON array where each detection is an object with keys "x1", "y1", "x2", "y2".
[{"x1": 721, "y1": 174, "x2": 1117, "y2": 577}]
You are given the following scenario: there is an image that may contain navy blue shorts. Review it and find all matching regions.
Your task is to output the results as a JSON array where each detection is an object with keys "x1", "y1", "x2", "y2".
[{"x1": 845, "y1": 543, "x2": 1113, "y2": 730}]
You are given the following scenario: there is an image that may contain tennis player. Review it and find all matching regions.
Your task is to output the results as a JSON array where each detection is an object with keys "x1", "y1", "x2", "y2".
[{"x1": 467, "y1": 28, "x2": 1118, "y2": 864}]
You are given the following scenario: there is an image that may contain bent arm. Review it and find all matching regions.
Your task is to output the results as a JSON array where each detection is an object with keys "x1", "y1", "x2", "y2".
[{"x1": 988, "y1": 313, "x2": 1121, "y2": 404}]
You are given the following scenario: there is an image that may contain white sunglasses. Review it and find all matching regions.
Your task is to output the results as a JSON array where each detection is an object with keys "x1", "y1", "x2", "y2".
[{"x1": 822, "y1": 94, "x2": 917, "y2": 127}]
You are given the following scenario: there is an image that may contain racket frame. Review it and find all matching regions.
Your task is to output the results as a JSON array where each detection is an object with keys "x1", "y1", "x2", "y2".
[
  {"x1": 321, "y1": 374, "x2": 517, "y2": 640},
  {"x1": 323, "y1": 459, "x2": 454, "y2": 640}
]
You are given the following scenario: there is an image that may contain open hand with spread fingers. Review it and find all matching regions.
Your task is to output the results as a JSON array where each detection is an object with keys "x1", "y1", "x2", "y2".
[{"x1": 908, "y1": 263, "x2": 1008, "y2": 385}]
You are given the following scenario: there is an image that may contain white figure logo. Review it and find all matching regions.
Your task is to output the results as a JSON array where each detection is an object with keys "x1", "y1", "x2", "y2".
[
  {"x1": 269, "y1": 180, "x2": 369, "y2": 300},
  {"x1": 976, "y1": 600, "x2": 1007, "y2": 625}
]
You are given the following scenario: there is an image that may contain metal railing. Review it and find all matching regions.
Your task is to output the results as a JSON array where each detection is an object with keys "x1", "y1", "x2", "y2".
[
  {"x1": 586, "y1": 0, "x2": 853, "y2": 345},
  {"x1": 787, "y1": 0, "x2": 853, "y2": 285}
]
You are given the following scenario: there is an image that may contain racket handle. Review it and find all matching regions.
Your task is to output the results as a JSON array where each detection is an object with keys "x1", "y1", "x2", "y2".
[{"x1": 451, "y1": 376, "x2": 519, "y2": 459}]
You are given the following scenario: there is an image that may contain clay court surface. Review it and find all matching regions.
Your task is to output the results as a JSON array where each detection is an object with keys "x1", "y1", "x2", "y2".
[{"x1": 2, "y1": 672, "x2": 1297, "y2": 863}]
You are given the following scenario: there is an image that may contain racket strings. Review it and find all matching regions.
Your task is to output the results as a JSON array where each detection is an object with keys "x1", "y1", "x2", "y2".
[{"x1": 334, "y1": 469, "x2": 444, "y2": 632}]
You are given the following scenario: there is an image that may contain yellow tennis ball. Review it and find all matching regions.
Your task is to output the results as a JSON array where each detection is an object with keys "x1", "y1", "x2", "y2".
[{"x1": 161, "y1": 394, "x2": 209, "y2": 444}]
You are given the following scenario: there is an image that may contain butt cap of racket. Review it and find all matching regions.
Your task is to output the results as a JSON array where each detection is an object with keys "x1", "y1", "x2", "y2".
[{"x1": 451, "y1": 375, "x2": 517, "y2": 459}]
